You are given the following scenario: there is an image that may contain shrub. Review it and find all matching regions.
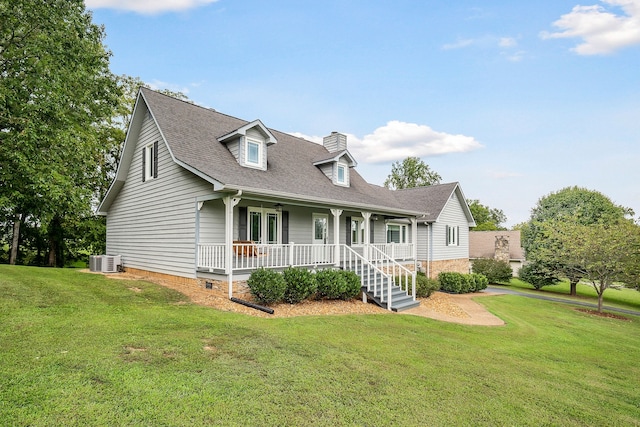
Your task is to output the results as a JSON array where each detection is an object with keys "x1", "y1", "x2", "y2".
[
  {"x1": 415, "y1": 272, "x2": 440, "y2": 298},
  {"x1": 315, "y1": 269, "x2": 346, "y2": 300},
  {"x1": 459, "y1": 275, "x2": 473, "y2": 293},
  {"x1": 518, "y1": 263, "x2": 559, "y2": 290},
  {"x1": 471, "y1": 258, "x2": 513, "y2": 284},
  {"x1": 247, "y1": 268, "x2": 286, "y2": 305},
  {"x1": 315, "y1": 269, "x2": 361, "y2": 300},
  {"x1": 282, "y1": 267, "x2": 317, "y2": 304},
  {"x1": 438, "y1": 272, "x2": 467, "y2": 294},
  {"x1": 340, "y1": 270, "x2": 362, "y2": 300},
  {"x1": 468, "y1": 273, "x2": 488, "y2": 292}
]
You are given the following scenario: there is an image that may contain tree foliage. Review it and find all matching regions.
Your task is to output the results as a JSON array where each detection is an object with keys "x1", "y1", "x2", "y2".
[
  {"x1": 536, "y1": 218, "x2": 640, "y2": 311},
  {"x1": 467, "y1": 199, "x2": 507, "y2": 230},
  {"x1": 0, "y1": 0, "x2": 120, "y2": 266},
  {"x1": 383, "y1": 156, "x2": 441, "y2": 190},
  {"x1": 521, "y1": 186, "x2": 632, "y2": 296}
]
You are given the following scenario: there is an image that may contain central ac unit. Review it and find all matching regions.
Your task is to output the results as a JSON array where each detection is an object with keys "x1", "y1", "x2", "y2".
[
  {"x1": 101, "y1": 255, "x2": 122, "y2": 273},
  {"x1": 89, "y1": 255, "x2": 103, "y2": 272}
]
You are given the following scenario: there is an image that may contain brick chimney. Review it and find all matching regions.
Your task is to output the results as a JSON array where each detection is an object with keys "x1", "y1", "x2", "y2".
[{"x1": 323, "y1": 131, "x2": 347, "y2": 153}]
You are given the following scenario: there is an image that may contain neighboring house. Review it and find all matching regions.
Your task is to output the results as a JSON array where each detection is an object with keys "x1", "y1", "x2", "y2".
[
  {"x1": 469, "y1": 231, "x2": 525, "y2": 275},
  {"x1": 98, "y1": 88, "x2": 475, "y2": 311}
]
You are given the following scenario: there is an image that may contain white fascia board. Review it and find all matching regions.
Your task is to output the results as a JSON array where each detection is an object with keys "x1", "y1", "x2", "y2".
[
  {"x1": 96, "y1": 91, "x2": 147, "y2": 214},
  {"x1": 217, "y1": 119, "x2": 277, "y2": 146}
]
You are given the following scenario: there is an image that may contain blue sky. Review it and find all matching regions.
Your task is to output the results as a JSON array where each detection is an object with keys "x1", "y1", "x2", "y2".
[{"x1": 87, "y1": 0, "x2": 640, "y2": 226}]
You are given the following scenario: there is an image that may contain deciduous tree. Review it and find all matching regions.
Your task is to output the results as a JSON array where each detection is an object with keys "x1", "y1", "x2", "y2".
[
  {"x1": 0, "y1": 0, "x2": 120, "y2": 265},
  {"x1": 537, "y1": 218, "x2": 640, "y2": 312},
  {"x1": 383, "y1": 156, "x2": 441, "y2": 190},
  {"x1": 522, "y1": 187, "x2": 632, "y2": 295},
  {"x1": 467, "y1": 199, "x2": 507, "y2": 230}
]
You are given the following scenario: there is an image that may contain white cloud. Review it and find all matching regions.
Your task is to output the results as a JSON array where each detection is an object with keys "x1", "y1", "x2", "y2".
[
  {"x1": 147, "y1": 79, "x2": 190, "y2": 95},
  {"x1": 541, "y1": 0, "x2": 640, "y2": 55},
  {"x1": 442, "y1": 39, "x2": 475, "y2": 50},
  {"x1": 499, "y1": 37, "x2": 518, "y2": 48},
  {"x1": 292, "y1": 121, "x2": 483, "y2": 164},
  {"x1": 85, "y1": 0, "x2": 218, "y2": 14}
]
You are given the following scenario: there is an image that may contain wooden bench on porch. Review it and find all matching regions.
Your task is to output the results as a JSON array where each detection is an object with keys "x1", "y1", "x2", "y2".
[{"x1": 233, "y1": 240, "x2": 258, "y2": 257}]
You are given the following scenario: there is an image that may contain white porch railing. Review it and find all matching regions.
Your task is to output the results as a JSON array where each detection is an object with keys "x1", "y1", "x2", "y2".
[
  {"x1": 197, "y1": 242, "x2": 414, "y2": 273},
  {"x1": 370, "y1": 243, "x2": 414, "y2": 260},
  {"x1": 197, "y1": 242, "x2": 336, "y2": 271}
]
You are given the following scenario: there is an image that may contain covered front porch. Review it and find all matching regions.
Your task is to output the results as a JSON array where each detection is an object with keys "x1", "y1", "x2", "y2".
[{"x1": 194, "y1": 192, "x2": 420, "y2": 310}]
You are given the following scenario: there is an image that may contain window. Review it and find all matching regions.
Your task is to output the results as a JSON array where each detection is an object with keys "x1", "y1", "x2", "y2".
[
  {"x1": 245, "y1": 138, "x2": 261, "y2": 166},
  {"x1": 386, "y1": 223, "x2": 407, "y2": 244},
  {"x1": 337, "y1": 164, "x2": 346, "y2": 184},
  {"x1": 248, "y1": 208, "x2": 280, "y2": 244},
  {"x1": 351, "y1": 218, "x2": 364, "y2": 244},
  {"x1": 142, "y1": 141, "x2": 158, "y2": 182},
  {"x1": 446, "y1": 225, "x2": 459, "y2": 246}
]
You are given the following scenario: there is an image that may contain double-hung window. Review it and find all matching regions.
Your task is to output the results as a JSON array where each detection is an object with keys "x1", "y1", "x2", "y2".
[
  {"x1": 446, "y1": 225, "x2": 459, "y2": 246},
  {"x1": 386, "y1": 223, "x2": 407, "y2": 244},
  {"x1": 245, "y1": 138, "x2": 261, "y2": 167}
]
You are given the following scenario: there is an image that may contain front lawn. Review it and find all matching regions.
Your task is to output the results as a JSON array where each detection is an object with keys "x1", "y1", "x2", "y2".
[
  {"x1": 503, "y1": 278, "x2": 640, "y2": 311},
  {"x1": 1, "y1": 265, "x2": 639, "y2": 426}
]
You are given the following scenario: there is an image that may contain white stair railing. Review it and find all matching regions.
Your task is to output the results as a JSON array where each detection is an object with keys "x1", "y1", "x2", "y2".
[
  {"x1": 342, "y1": 245, "x2": 394, "y2": 310},
  {"x1": 369, "y1": 245, "x2": 416, "y2": 301}
]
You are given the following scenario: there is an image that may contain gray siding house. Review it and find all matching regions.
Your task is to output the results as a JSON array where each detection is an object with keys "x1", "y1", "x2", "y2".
[{"x1": 98, "y1": 88, "x2": 475, "y2": 311}]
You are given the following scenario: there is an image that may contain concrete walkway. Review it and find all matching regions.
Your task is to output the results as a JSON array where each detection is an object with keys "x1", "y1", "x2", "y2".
[{"x1": 485, "y1": 285, "x2": 640, "y2": 317}]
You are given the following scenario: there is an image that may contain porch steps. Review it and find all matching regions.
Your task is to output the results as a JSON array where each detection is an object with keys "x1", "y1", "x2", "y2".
[{"x1": 343, "y1": 264, "x2": 420, "y2": 312}]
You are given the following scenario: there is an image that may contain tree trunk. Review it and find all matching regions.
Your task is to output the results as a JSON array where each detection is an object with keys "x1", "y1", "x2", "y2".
[
  {"x1": 48, "y1": 238, "x2": 57, "y2": 267},
  {"x1": 47, "y1": 216, "x2": 63, "y2": 267},
  {"x1": 597, "y1": 292, "x2": 603, "y2": 313},
  {"x1": 570, "y1": 278, "x2": 578, "y2": 296},
  {"x1": 9, "y1": 213, "x2": 22, "y2": 265}
]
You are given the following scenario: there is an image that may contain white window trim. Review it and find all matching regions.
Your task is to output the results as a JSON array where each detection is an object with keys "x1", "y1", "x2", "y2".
[
  {"x1": 351, "y1": 217, "x2": 364, "y2": 245},
  {"x1": 245, "y1": 137, "x2": 262, "y2": 167},
  {"x1": 248, "y1": 207, "x2": 281, "y2": 244},
  {"x1": 386, "y1": 222, "x2": 408, "y2": 244},
  {"x1": 446, "y1": 225, "x2": 459, "y2": 246},
  {"x1": 144, "y1": 143, "x2": 155, "y2": 181},
  {"x1": 336, "y1": 164, "x2": 346, "y2": 184}
]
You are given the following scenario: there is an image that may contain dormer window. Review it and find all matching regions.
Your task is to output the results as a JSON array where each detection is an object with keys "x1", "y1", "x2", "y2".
[
  {"x1": 313, "y1": 148, "x2": 356, "y2": 188},
  {"x1": 337, "y1": 164, "x2": 346, "y2": 184},
  {"x1": 246, "y1": 138, "x2": 261, "y2": 167},
  {"x1": 217, "y1": 119, "x2": 277, "y2": 172}
]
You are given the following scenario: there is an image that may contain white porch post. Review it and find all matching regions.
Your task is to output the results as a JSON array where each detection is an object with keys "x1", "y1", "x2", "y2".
[
  {"x1": 411, "y1": 217, "x2": 418, "y2": 261},
  {"x1": 361, "y1": 212, "x2": 371, "y2": 260},
  {"x1": 330, "y1": 209, "x2": 343, "y2": 266},
  {"x1": 223, "y1": 193, "x2": 241, "y2": 299},
  {"x1": 411, "y1": 217, "x2": 418, "y2": 300}
]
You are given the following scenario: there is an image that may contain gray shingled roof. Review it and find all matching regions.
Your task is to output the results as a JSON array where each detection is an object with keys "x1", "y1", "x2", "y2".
[{"x1": 136, "y1": 88, "x2": 463, "y2": 217}]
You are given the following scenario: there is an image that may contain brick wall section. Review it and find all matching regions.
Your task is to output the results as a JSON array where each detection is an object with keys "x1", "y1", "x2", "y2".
[
  {"x1": 420, "y1": 258, "x2": 470, "y2": 279},
  {"x1": 122, "y1": 267, "x2": 252, "y2": 300}
]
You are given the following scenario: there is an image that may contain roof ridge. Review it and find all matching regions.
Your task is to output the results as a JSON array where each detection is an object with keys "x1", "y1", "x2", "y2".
[{"x1": 141, "y1": 87, "x2": 330, "y2": 152}]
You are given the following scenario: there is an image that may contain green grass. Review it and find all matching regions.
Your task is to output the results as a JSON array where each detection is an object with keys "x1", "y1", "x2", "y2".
[
  {"x1": 2, "y1": 265, "x2": 640, "y2": 426},
  {"x1": 501, "y1": 278, "x2": 640, "y2": 312}
]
